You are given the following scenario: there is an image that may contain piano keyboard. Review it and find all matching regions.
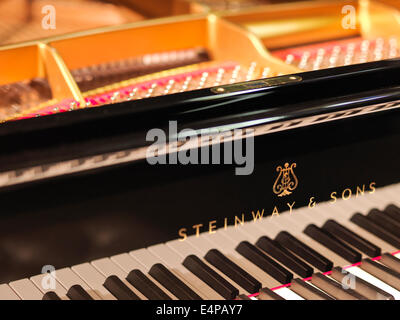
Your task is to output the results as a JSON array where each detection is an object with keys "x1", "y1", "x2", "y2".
[{"x1": 3, "y1": 182, "x2": 400, "y2": 300}]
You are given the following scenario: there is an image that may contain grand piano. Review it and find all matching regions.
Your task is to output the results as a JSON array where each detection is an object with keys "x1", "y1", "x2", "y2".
[{"x1": 1, "y1": 0, "x2": 400, "y2": 300}]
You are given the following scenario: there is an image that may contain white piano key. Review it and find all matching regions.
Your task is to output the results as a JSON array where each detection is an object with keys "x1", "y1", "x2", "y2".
[
  {"x1": 187, "y1": 235, "x2": 214, "y2": 255},
  {"x1": 375, "y1": 184, "x2": 400, "y2": 208},
  {"x1": 148, "y1": 243, "x2": 222, "y2": 299},
  {"x1": 111, "y1": 253, "x2": 178, "y2": 300},
  {"x1": 268, "y1": 206, "x2": 311, "y2": 230},
  {"x1": 203, "y1": 231, "x2": 240, "y2": 252},
  {"x1": 53, "y1": 267, "x2": 101, "y2": 300},
  {"x1": 294, "y1": 208, "x2": 330, "y2": 226},
  {"x1": 91, "y1": 258, "x2": 147, "y2": 300},
  {"x1": 219, "y1": 225, "x2": 255, "y2": 243},
  {"x1": 30, "y1": 274, "x2": 69, "y2": 300},
  {"x1": 273, "y1": 287, "x2": 304, "y2": 300},
  {"x1": 72, "y1": 263, "x2": 116, "y2": 300},
  {"x1": 251, "y1": 219, "x2": 282, "y2": 238},
  {"x1": 334, "y1": 193, "x2": 388, "y2": 221},
  {"x1": 280, "y1": 206, "x2": 323, "y2": 227},
  {"x1": 166, "y1": 239, "x2": 201, "y2": 258},
  {"x1": 232, "y1": 222, "x2": 265, "y2": 241},
  {"x1": 346, "y1": 266, "x2": 400, "y2": 300},
  {"x1": 361, "y1": 189, "x2": 397, "y2": 211},
  {"x1": 237, "y1": 218, "x2": 292, "y2": 243},
  {"x1": 235, "y1": 221, "x2": 279, "y2": 243},
  {"x1": 111, "y1": 253, "x2": 146, "y2": 273},
  {"x1": 9, "y1": 279, "x2": 43, "y2": 300},
  {"x1": 129, "y1": 248, "x2": 160, "y2": 271},
  {"x1": 0, "y1": 284, "x2": 20, "y2": 300}
]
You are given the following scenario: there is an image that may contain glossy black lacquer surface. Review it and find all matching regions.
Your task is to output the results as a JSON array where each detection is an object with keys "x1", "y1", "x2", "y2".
[
  {"x1": 0, "y1": 59, "x2": 400, "y2": 172},
  {"x1": 1, "y1": 59, "x2": 400, "y2": 282}
]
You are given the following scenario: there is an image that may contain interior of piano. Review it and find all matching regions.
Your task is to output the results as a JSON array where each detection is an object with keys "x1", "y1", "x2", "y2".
[
  {"x1": 0, "y1": 0, "x2": 399, "y2": 123},
  {"x1": 224, "y1": 0, "x2": 400, "y2": 70}
]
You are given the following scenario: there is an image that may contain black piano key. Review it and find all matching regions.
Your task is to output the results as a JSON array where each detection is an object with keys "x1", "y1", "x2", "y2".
[
  {"x1": 304, "y1": 224, "x2": 362, "y2": 263},
  {"x1": 257, "y1": 288, "x2": 285, "y2": 300},
  {"x1": 66, "y1": 284, "x2": 94, "y2": 300},
  {"x1": 350, "y1": 213, "x2": 400, "y2": 248},
  {"x1": 368, "y1": 209, "x2": 400, "y2": 237},
  {"x1": 237, "y1": 294, "x2": 251, "y2": 300},
  {"x1": 275, "y1": 231, "x2": 333, "y2": 272},
  {"x1": 384, "y1": 204, "x2": 400, "y2": 223},
  {"x1": 256, "y1": 236, "x2": 313, "y2": 278},
  {"x1": 322, "y1": 219, "x2": 381, "y2": 257},
  {"x1": 182, "y1": 255, "x2": 238, "y2": 300},
  {"x1": 380, "y1": 253, "x2": 400, "y2": 273},
  {"x1": 103, "y1": 275, "x2": 140, "y2": 300},
  {"x1": 330, "y1": 267, "x2": 394, "y2": 300},
  {"x1": 149, "y1": 263, "x2": 202, "y2": 300},
  {"x1": 235, "y1": 241, "x2": 293, "y2": 284},
  {"x1": 310, "y1": 273, "x2": 368, "y2": 300},
  {"x1": 204, "y1": 249, "x2": 261, "y2": 294},
  {"x1": 42, "y1": 291, "x2": 62, "y2": 300},
  {"x1": 126, "y1": 269, "x2": 172, "y2": 300},
  {"x1": 290, "y1": 278, "x2": 334, "y2": 300},
  {"x1": 360, "y1": 258, "x2": 400, "y2": 290}
]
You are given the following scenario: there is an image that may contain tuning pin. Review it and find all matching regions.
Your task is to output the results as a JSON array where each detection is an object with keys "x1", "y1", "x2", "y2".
[
  {"x1": 389, "y1": 37, "x2": 398, "y2": 58},
  {"x1": 313, "y1": 48, "x2": 325, "y2": 70},
  {"x1": 373, "y1": 38, "x2": 384, "y2": 61},
  {"x1": 109, "y1": 91, "x2": 121, "y2": 104},
  {"x1": 245, "y1": 62, "x2": 257, "y2": 81},
  {"x1": 181, "y1": 76, "x2": 193, "y2": 92},
  {"x1": 328, "y1": 46, "x2": 341, "y2": 68},
  {"x1": 285, "y1": 54, "x2": 294, "y2": 65},
  {"x1": 261, "y1": 67, "x2": 270, "y2": 78},
  {"x1": 163, "y1": 79, "x2": 175, "y2": 94},
  {"x1": 69, "y1": 101, "x2": 78, "y2": 111},
  {"x1": 145, "y1": 83, "x2": 158, "y2": 98},
  {"x1": 126, "y1": 87, "x2": 138, "y2": 101},
  {"x1": 299, "y1": 51, "x2": 310, "y2": 70},
  {"x1": 197, "y1": 72, "x2": 209, "y2": 89},
  {"x1": 229, "y1": 65, "x2": 241, "y2": 84},
  {"x1": 343, "y1": 42, "x2": 355, "y2": 66}
]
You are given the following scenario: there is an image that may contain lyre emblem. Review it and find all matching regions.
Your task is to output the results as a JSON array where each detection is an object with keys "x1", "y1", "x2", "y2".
[{"x1": 273, "y1": 163, "x2": 298, "y2": 197}]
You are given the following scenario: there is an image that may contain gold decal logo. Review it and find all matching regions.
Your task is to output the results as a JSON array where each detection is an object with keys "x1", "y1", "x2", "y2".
[
  {"x1": 273, "y1": 163, "x2": 298, "y2": 197},
  {"x1": 178, "y1": 180, "x2": 376, "y2": 241}
]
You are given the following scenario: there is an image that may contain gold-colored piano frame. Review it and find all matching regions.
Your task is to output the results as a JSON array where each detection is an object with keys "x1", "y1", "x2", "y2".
[{"x1": 0, "y1": 0, "x2": 399, "y2": 118}]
